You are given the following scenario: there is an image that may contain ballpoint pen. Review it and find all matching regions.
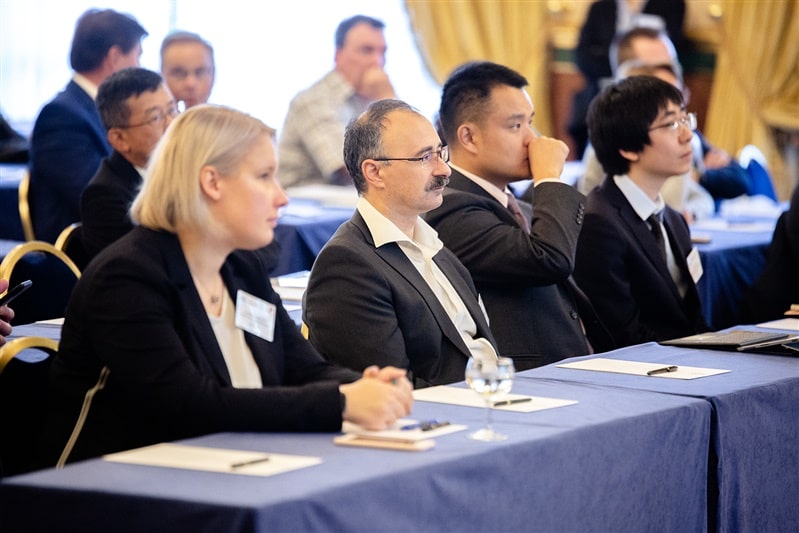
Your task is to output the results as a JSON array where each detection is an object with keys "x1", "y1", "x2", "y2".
[
  {"x1": 647, "y1": 365, "x2": 678, "y2": 376},
  {"x1": 493, "y1": 398, "x2": 532, "y2": 407},
  {"x1": 230, "y1": 456, "x2": 271, "y2": 469},
  {"x1": 400, "y1": 420, "x2": 450, "y2": 431}
]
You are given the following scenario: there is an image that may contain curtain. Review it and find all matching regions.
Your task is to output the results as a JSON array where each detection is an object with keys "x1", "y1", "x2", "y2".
[
  {"x1": 404, "y1": 0, "x2": 553, "y2": 135},
  {"x1": 706, "y1": 0, "x2": 799, "y2": 199}
]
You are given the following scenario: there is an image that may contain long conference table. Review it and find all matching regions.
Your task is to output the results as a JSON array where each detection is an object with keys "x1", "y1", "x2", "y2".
[{"x1": 1, "y1": 321, "x2": 797, "y2": 532}]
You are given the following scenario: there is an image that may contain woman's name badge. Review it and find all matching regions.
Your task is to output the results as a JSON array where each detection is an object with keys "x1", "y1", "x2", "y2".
[{"x1": 235, "y1": 290, "x2": 276, "y2": 342}]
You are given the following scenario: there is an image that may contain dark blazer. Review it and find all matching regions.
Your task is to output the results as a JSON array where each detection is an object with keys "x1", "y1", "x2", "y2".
[
  {"x1": 303, "y1": 210, "x2": 498, "y2": 388},
  {"x1": 741, "y1": 185, "x2": 799, "y2": 323},
  {"x1": 425, "y1": 171, "x2": 614, "y2": 368},
  {"x1": 29, "y1": 80, "x2": 112, "y2": 243},
  {"x1": 38, "y1": 227, "x2": 359, "y2": 466},
  {"x1": 80, "y1": 150, "x2": 141, "y2": 261},
  {"x1": 574, "y1": 176, "x2": 709, "y2": 348}
]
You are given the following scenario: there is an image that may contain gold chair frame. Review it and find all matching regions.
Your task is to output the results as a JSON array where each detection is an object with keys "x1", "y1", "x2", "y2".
[
  {"x1": 17, "y1": 171, "x2": 35, "y2": 242},
  {"x1": 0, "y1": 336, "x2": 59, "y2": 375}
]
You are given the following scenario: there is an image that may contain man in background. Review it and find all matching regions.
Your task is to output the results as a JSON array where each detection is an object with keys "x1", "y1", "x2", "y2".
[
  {"x1": 160, "y1": 31, "x2": 215, "y2": 110},
  {"x1": 80, "y1": 68, "x2": 177, "y2": 262},
  {"x1": 29, "y1": 8, "x2": 147, "y2": 243},
  {"x1": 278, "y1": 15, "x2": 396, "y2": 188},
  {"x1": 304, "y1": 99, "x2": 498, "y2": 388},
  {"x1": 426, "y1": 61, "x2": 614, "y2": 369}
]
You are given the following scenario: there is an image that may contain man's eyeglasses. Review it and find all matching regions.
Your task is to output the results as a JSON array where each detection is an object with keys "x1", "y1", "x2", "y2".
[
  {"x1": 374, "y1": 145, "x2": 449, "y2": 166},
  {"x1": 118, "y1": 106, "x2": 180, "y2": 129},
  {"x1": 649, "y1": 112, "x2": 697, "y2": 133},
  {"x1": 165, "y1": 67, "x2": 214, "y2": 81}
]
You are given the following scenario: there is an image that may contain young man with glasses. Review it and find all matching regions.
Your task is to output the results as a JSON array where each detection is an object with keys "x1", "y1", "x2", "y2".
[
  {"x1": 574, "y1": 75, "x2": 710, "y2": 348},
  {"x1": 80, "y1": 67, "x2": 177, "y2": 262},
  {"x1": 425, "y1": 61, "x2": 615, "y2": 368},
  {"x1": 303, "y1": 99, "x2": 499, "y2": 388}
]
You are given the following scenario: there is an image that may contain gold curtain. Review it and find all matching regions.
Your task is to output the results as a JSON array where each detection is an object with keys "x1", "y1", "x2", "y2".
[
  {"x1": 404, "y1": 0, "x2": 554, "y2": 135},
  {"x1": 706, "y1": 0, "x2": 799, "y2": 198}
]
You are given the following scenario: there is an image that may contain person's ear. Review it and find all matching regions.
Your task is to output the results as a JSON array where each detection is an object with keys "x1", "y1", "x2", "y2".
[
  {"x1": 457, "y1": 123, "x2": 480, "y2": 156},
  {"x1": 362, "y1": 159, "x2": 386, "y2": 190},
  {"x1": 199, "y1": 166, "x2": 223, "y2": 200},
  {"x1": 619, "y1": 149, "x2": 640, "y2": 163},
  {"x1": 107, "y1": 128, "x2": 128, "y2": 153}
]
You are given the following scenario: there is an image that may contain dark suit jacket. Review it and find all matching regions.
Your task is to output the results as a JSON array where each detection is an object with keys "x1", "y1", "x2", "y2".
[
  {"x1": 29, "y1": 80, "x2": 112, "y2": 243},
  {"x1": 425, "y1": 171, "x2": 614, "y2": 368},
  {"x1": 80, "y1": 150, "x2": 141, "y2": 262},
  {"x1": 741, "y1": 185, "x2": 799, "y2": 322},
  {"x1": 303, "y1": 210, "x2": 498, "y2": 388},
  {"x1": 574, "y1": 177, "x2": 709, "y2": 348},
  {"x1": 39, "y1": 227, "x2": 358, "y2": 466}
]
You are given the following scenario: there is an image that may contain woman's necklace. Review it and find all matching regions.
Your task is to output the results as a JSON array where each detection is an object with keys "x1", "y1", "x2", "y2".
[{"x1": 192, "y1": 274, "x2": 224, "y2": 306}]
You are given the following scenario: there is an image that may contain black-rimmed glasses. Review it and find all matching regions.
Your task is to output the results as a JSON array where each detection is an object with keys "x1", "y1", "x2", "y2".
[
  {"x1": 118, "y1": 106, "x2": 180, "y2": 129},
  {"x1": 374, "y1": 145, "x2": 449, "y2": 166}
]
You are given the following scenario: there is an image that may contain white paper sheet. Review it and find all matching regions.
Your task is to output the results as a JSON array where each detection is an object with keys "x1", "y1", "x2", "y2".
[
  {"x1": 342, "y1": 419, "x2": 467, "y2": 442},
  {"x1": 413, "y1": 386, "x2": 577, "y2": 412},
  {"x1": 557, "y1": 358, "x2": 729, "y2": 379},
  {"x1": 755, "y1": 318, "x2": 799, "y2": 331},
  {"x1": 103, "y1": 443, "x2": 322, "y2": 477}
]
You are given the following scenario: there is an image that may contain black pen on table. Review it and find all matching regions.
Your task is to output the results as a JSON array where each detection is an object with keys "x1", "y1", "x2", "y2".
[
  {"x1": 493, "y1": 397, "x2": 532, "y2": 407},
  {"x1": 230, "y1": 456, "x2": 271, "y2": 469},
  {"x1": 647, "y1": 365, "x2": 678, "y2": 376}
]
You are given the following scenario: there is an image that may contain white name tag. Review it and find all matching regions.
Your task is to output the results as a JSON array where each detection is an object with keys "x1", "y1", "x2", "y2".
[
  {"x1": 687, "y1": 246, "x2": 703, "y2": 284},
  {"x1": 235, "y1": 290, "x2": 276, "y2": 342}
]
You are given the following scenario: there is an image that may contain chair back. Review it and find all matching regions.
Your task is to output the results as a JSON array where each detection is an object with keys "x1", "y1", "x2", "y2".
[
  {"x1": 17, "y1": 171, "x2": 35, "y2": 241},
  {"x1": 55, "y1": 222, "x2": 89, "y2": 272},
  {"x1": 0, "y1": 241, "x2": 81, "y2": 325},
  {"x1": 0, "y1": 336, "x2": 59, "y2": 477}
]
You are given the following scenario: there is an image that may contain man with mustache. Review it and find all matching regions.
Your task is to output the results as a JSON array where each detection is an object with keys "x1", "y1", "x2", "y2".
[{"x1": 304, "y1": 99, "x2": 499, "y2": 388}]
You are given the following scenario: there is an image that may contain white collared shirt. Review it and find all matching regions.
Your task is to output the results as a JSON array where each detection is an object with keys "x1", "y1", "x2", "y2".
[
  {"x1": 614, "y1": 175, "x2": 688, "y2": 297},
  {"x1": 72, "y1": 73, "x2": 99, "y2": 100},
  {"x1": 357, "y1": 197, "x2": 497, "y2": 362}
]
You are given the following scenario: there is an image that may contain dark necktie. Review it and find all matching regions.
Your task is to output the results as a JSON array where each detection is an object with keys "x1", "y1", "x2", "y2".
[
  {"x1": 647, "y1": 211, "x2": 666, "y2": 261},
  {"x1": 506, "y1": 193, "x2": 530, "y2": 234}
]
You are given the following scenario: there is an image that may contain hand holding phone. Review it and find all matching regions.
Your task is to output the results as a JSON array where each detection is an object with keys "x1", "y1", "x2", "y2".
[{"x1": 0, "y1": 279, "x2": 33, "y2": 308}]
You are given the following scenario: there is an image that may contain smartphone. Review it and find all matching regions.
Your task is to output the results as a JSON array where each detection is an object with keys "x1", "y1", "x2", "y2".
[{"x1": 0, "y1": 279, "x2": 33, "y2": 307}]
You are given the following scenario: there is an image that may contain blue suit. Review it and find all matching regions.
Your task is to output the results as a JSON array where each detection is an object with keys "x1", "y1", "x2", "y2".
[{"x1": 29, "y1": 80, "x2": 111, "y2": 242}]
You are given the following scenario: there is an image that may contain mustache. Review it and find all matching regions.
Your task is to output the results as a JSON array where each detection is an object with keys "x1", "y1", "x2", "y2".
[{"x1": 426, "y1": 175, "x2": 450, "y2": 191}]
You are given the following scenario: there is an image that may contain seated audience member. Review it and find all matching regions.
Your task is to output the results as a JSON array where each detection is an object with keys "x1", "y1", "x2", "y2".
[
  {"x1": 38, "y1": 105, "x2": 412, "y2": 467},
  {"x1": 0, "y1": 279, "x2": 14, "y2": 347},
  {"x1": 160, "y1": 31, "x2": 215, "y2": 110},
  {"x1": 574, "y1": 76, "x2": 710, "y2": 348},
  {"x1": 425, "y1": 61, "x2": 614, "y2": 368},
  {"x1": 29, "y1": 9, "x2": 148, "y2": 243},
  {"x1": 578, "y1": 27, "x2": 750, "y2": 218},
  {"x1": 303, "y1": 99, "x2": 499, "y2": 388},
  {"x1": 80, "y1": 67, "x2": 177, "y2": 261},
  {"x1": 278, "y1": 15, "x2": 396, "y2": 188},
  {"x1": 741, "y1": 184, "x2": 799, "y2": 323}
]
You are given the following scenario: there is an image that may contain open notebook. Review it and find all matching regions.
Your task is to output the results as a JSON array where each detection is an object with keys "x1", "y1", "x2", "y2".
[{"x1": 660, "y1": 329, "x2": 799, "y2": 355}]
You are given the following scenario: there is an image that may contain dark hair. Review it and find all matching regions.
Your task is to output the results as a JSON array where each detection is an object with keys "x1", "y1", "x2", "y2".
[
  {"x1": 587, "y1": 76, "x2": 684, "y2": 177},
  {"x1": 70, "y1": 9, "x2": 147, "y2": 72},
  {"x1": 160, "y1": 30, "x2": 215, "y2": 66},
  {"x1": 334, "y1": 15, "x2": 385, "y2": 49},
  {"x1": 438, "y1": 61, "x2": 528, "y2": 145},
  {"x1": 97, "y1": 68, "x2": 164, "y2": 130},
  {"x1": 344, "y1": 99, "x2": 415, "y2": 194},
  {"x1": 611, "y1": 26, "x2": 679, "y2": 76}
]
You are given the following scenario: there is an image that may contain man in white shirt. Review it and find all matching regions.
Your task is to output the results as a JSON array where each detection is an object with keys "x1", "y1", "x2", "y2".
[
  {"x1": 278, "y1": 15, "x2": 396, "y2": 188},
  {"x1": 303, "y1": 99, "x2": 498, "y2": 388}
]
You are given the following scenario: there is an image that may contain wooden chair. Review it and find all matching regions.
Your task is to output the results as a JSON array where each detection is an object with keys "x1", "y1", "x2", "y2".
[
  {"x1": 0, "y1": 241, "x2": 80, "y2": 325},
  {"x1": 55, "y1": 222, "x2": 89, "y2": 272},
  {"x1": 0, "y1": 335, "x2": 59, "y2": 477},
  {"x1": 17, "y1": 171, "x2": 35, "y2": 241}
]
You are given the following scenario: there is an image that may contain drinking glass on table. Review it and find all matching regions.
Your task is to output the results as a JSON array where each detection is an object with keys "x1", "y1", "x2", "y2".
[{"x1": 465, "y1": 356, "x2": 515, "y2": 441}]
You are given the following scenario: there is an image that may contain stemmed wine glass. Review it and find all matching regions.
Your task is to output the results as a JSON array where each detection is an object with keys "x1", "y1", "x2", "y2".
[{"x1": 465, "y1": 356, "x2": 515, "y2": 441}]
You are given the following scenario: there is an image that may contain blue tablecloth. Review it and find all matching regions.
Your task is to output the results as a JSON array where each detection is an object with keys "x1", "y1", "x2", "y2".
[
  {"x1": 693, "y1": 223, "x2": 775, "y2": 330},
  {"x1": 525, "y1": 335, "x2": 799, "y2": 533},
  {"x1": 0, "y1": 379, "x2": 710, "y2": 533}
]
